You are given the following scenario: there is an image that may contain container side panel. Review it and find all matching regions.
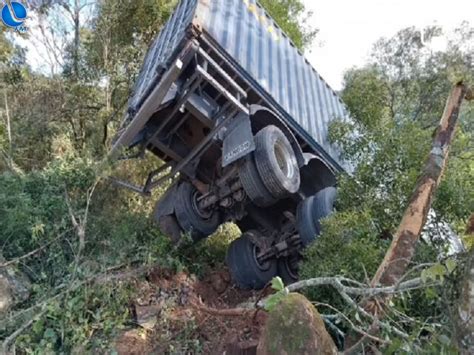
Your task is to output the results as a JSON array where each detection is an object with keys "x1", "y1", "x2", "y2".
[
  {"x1": 129, "y1": 0, "x2": 198, "y2": 113},
  {"x1": 199, "y1": 0, "x2": 351, "y2": 171}
]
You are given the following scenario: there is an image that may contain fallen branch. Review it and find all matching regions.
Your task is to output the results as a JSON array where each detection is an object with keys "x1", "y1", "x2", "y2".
[
  {"x1": 190, "y1": 299, "x2": 253, "y2": 317},
  {"x1": 286, "y1": 275, "x2": 437, "y2": 297},
  {"x1": 2, "y1": 308, "x2": 47, "y2": 354},
  {"x1": 313, "y1": 301, "x2": 388, "y2": 347}
]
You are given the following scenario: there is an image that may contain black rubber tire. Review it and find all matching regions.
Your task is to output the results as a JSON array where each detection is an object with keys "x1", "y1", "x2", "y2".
[
  {"x1": 157, "y1": 214, "x2": 182, "y2": 244},
  {"x1": 239, "y1": 155, "x2": 277, "y2": 207},
  {"x1": 254, "y1": 125, "x2": 300, "y2": 199},
  {"x1": 296, "y1": 187, "x2": 337, "y2": 246},
  {"x1": 277, "y1": 257, "x2": 299, "y2": 286},
  {"x1": 174, "y1": 182, "x2": 220, "y2": 242},
  {"x1": 226, "y1": 232, "x2": 277, "y2": 289}
]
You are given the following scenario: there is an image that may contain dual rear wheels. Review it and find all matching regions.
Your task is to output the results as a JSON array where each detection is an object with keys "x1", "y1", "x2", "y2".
[
  {"x1": 296, "y1": 187, "x2": 337, "y2": 247},
  {"x1": 227, "y1": 187, "x2": 337, "y2": 289},
  {"x1": 156, "y1": 124, "x2": 336, "y2": 289}
]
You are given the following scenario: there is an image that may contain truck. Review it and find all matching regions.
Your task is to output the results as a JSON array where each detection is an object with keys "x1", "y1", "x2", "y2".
[{"x1": 110, "y1": 0, "x2": 352, "y2": 289}]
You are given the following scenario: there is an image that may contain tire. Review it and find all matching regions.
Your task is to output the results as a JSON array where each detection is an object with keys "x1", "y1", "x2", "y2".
[
  {"x1": 296, "y1": 187, "x2": 337, "y2": 246},
  {"x1": 254, "y1": 125, "x2": 300, "y2": 199},
  {"x1": 174, "y1": 182, "x2": 220, "y2": 242},
  {"x1": 226, "y1": 232, "x2": 277, "y2": 289},
  {"x1": 157, "y1": 214, "x2": 182, "y2": 244},
  {"x1": 239, "y1": 155, "x2": 277, "y2": 207},
  {"x1": 277, "y1": 257, "x2": 299, "y2": 286}
]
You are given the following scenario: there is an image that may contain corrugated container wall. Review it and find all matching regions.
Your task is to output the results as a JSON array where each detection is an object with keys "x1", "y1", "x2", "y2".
[
  {"x1": 130, "y1": 0, "x2": 197, "y2": 112},
  {"x1": 128, "y1": 0, "x2": 351, "y2": 172}
]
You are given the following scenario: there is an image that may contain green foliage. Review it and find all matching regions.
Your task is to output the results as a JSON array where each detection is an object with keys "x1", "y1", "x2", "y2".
[
  {"x1": 0, "y1": 153, "x2": 240, "y2": 351},
  {"x1": 0, "y1": 0, "x2": 471, "y2": 352},
  {"x1": 259, "y1": 0, "x2": 317, "y2": 49},
  {"x1": 264, "y1": 276, "x2": 288, "y2": 311},
  {"x1": 171, "y1": 222, "x2": 240, "y2": 277},
  {"x1": 16, "y1": 283, "x2": 133, "y2": 353},
  {"x1": 300, "y1": 212, "x2": 387, "y2": 309},
  {"x1": 301, "y1": 23, "x2": 473, "y2": 350},
  {"x1": 341, "y1": 66, "x2": 392, "y2": 130},
  {"x1": 421, "y1": 259, "x2": 457, "y2": 283},
  {"x1": 0, "y1": 157, "x2": 95, "y2": 283}
]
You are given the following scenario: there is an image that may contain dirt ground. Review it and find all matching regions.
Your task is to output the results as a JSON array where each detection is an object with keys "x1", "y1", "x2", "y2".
[{"x1": 113, "y1": 266, "x2": 269, "y2": 354}]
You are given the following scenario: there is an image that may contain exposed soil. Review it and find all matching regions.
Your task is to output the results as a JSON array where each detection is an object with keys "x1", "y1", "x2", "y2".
[{"x1": 113, "y1": 266, "x2": 269, "y2": 354}]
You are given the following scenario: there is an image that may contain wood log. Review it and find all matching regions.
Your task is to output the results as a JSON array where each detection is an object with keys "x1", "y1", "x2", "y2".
[{"x1": 371, "y1": 83, "x2": 469, "y2": 291}]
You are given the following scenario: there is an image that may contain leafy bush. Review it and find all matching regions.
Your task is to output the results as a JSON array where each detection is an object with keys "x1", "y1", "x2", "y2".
[
  {"x1": 0, "y1": 157, "x2": 96, "y2": 286},
  {"x1": 16, "y1": 282, "x2": 133, "y2": 353},
  {"x1": 0, "y1": 156, "x2": 168, "y2": 351}
]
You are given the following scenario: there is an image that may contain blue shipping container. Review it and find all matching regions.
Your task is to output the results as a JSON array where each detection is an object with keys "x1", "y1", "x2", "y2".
[{"x1": 128, "y1": 0, "x2": 351, "y2": 172}]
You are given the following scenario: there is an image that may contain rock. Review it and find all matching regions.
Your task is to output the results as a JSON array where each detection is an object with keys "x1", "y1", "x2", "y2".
[
  {"x1": 0, "y1": 275, "x2": 13, "y2": 314},
  {"x1": 257, "y1": 293, "x2": 337, "y2": 355},
  {"x1": 210, "y1": 271, "x2": 229, "y2": 294},
  {"x1": 135, "y1": 303, "x2": 162, "y2": 330},
  {"x1": 0, "y1": 253, "x2": 31, "y2": 315}
]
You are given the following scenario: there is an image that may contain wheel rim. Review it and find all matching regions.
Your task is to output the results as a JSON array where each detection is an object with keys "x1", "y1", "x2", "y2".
[
  {"x1": 191, "y1": 190, "x2": 213, "y2": 220},
  {"x1": 274, "y1": 139, "x2": 295, "y2": 180},
  {"x1": 253, "y1": 244, "x2": 272, "y2": 271},
  {"x1": 282, "y1": 257, "x2": 299, "y2": 280}
]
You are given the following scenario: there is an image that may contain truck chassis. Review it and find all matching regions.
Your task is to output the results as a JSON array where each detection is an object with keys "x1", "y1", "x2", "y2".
[{"x1": 111, "y1": 33, "x2": 338, "y2": 288}]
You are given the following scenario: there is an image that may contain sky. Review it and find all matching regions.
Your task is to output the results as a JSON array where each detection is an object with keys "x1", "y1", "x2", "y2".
[{"x1": 302, "y1": 0, "x2": 474, "y2": 90}]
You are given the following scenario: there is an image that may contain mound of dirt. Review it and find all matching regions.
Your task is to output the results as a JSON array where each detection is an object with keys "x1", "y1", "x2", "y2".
[{"x1": 113, "y1": 266, "x2": 266, "y2": 354}]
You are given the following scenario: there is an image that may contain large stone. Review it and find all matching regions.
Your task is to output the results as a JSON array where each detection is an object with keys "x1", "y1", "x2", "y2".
[
  {"x1": 0, "y1": 254, "x2": 31, "y2": 316},
  {"x1": 0, "y1": 274, "x2": 14, "y2": 314},
  {"x1": 258, "y1": 293, "x2": 337, "y2": 355}
]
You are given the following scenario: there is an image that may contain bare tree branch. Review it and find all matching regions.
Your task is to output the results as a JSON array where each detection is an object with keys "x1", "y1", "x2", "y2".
[
  {"x1": 286, "y1": 275, "x2": 437, "y2": 298},
  {"x1": 313, "y1": 301, "x2": 389, "y2": 347},
  {"x1": 2, "y1": 309, "x2": 47, "y2": 354}
]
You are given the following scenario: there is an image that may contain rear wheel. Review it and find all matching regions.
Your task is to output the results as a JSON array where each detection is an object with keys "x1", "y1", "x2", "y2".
[
  {"x1": 174, "y1": 182, "x2": 220, "y2": 242},
  {"x1": 296, "y1": 187, "x2": 336, "y2": 246},
  {"x1": 157, "y1": 214, "x2": 182, "y2": 244},
  {"x1": 239, "y1": 155, "x2": 277, "y2": 207},
  {"x1": 277, "y1": 257, "x2": 299, "y2": 285},
  {"x1": 226, "y1": 231, "x2": 277, "y2": 289},
  {"x1": 254, "y1": 125, "x2": 300, "y2": 199}
]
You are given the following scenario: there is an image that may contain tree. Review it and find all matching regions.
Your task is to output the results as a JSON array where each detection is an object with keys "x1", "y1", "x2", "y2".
[
  {"x1": 301, "y1": 23, "x2": 473, "y2": 351},
  {"x1": 260, "y1": 0, "x2": 317, "y2": 50}
]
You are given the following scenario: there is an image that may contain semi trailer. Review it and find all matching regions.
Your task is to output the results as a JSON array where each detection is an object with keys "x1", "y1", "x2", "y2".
[{"x1": 110, "y1": 0, "x2": 352, "y2": 289}]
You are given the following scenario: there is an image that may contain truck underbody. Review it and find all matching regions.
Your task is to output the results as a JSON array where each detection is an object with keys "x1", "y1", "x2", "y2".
[{"x1": 111, "y1": 34, "x2": 338, "y2": 288}]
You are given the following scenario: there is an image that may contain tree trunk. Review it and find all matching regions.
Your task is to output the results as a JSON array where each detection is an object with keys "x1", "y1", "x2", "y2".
[
  {"x1": 343, "y1": 83, "x2": 472, "y2": 351},
  {"x1": 370, "y1": 83, "x2": 469, "y2": 292}
]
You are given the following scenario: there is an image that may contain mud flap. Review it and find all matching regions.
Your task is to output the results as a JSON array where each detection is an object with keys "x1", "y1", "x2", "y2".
[{"x1": 222, "y1": 112, "x2": 255, "y2": 167}]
